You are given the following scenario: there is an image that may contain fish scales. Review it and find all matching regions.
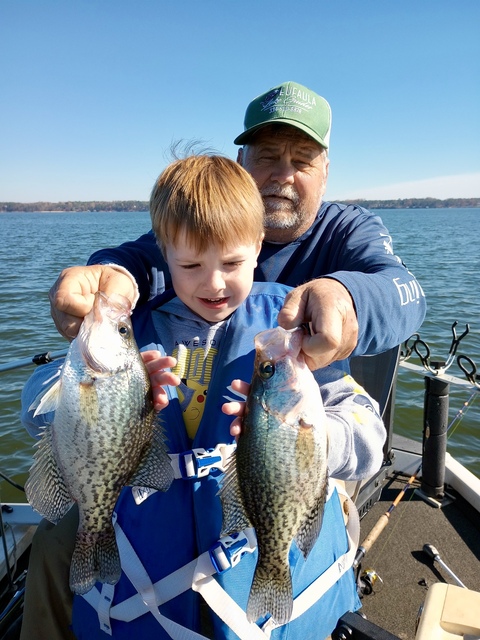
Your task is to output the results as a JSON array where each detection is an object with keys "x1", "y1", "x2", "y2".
[
  {"x1": 26, "y1": 292, "x2": 173, "y2": 594},
  {"x1": 221, "y1": 326, "x2": 328, "y2": 625}
]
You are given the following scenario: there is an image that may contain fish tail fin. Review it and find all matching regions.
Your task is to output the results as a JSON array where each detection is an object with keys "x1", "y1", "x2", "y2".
[
  {"x1": 247, "y1": 563, "x2": 293, "y2": 625},
  {"x1": 70, "y1": 524, "x2": 121, "y2": 595}
]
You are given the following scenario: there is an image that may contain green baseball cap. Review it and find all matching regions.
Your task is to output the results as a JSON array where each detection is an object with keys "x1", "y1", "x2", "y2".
[{"x1": 234, "y1": 81, "x2": 332, "y2": 149}]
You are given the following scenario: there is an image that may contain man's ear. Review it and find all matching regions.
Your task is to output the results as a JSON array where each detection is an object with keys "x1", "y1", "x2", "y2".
[{"x1": 237, "y1": 147, "x2": 244, "y2": 165}]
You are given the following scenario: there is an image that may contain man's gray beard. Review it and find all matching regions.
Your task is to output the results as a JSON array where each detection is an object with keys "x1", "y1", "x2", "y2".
[
  {"x1": 264, "y1": 204, "x2": 302, "y2": 230},
  {"x1": 261, "y1": 186, "x2": 302, "y2": 230}
]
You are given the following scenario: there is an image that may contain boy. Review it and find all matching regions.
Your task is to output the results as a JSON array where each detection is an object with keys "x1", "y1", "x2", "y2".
[{"x1": 22, "y1": 153, "x2": 385, "y2": 639}]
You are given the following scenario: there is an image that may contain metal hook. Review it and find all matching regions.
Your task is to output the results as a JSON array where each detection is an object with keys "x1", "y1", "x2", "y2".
[
  {"x1": 402, "y1": 323, "x2": 473, "y2": 377},
  {"x1": 457, "y1": 355, "x2": 480, "y2": 389},
  {"x1": 413, "y1": 338, "x2": 437, "y2": 373},
  {"x1": 448, "y1": 322, "x2": 470, "y2": 358},
  {"x1": 441, "y1": 322, "x2": 470, "y2": 372},
  {"x1": 401, "y1": 334, "x2": 420, "y2": 361}
]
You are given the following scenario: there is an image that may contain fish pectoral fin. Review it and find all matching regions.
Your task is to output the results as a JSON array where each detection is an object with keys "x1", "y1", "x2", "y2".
[
  {"x1": 30, "y1": 379, "x2": 62, "y2": 417},
  {"x1": 129, "y1": 418, "x2": 174, "y2": 492},
  {"x1": 25, "y1": 426, "x2": 74, "y2": 523},
  {"x1": 219, "y1": 454, "x2": 252, "y2": 534}
]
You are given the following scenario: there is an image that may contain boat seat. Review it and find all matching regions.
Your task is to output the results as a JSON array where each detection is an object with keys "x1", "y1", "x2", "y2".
[
  {"x1": 415, "y1": 583, "x2": 480, "y2": 639},
  {"x1": 346, "y1": 345, "x2": 402, "y2": 512}
]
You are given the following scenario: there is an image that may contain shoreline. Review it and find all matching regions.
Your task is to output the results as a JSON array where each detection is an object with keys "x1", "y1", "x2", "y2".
[{"x1": 1, "y1": 198, "x2": 480, "y2": 213}]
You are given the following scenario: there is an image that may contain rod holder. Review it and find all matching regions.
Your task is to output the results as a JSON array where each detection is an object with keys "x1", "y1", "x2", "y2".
[{"x1": 421, "y1": 376, "x2": 450, "y2": 499}]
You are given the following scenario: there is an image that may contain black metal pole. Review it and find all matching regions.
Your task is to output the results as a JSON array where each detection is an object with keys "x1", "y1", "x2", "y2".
[{"x1": 421, "y1": 376, "x2": 450, "y2": 499}]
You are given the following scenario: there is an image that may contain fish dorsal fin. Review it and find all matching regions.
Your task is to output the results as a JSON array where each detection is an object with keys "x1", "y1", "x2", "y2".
[
  {"x1": 219, "y1": 453, "x2": 253, "y2": 535},
  {"x1": 25, "y1": 425, "x2": 74, "y2": 523},
  {"x1": 129, "y1": 416, "x2": 174, "y2": 492},
  {"x1": 30, "y1": 379, "x2": 62, "y2": 417}
]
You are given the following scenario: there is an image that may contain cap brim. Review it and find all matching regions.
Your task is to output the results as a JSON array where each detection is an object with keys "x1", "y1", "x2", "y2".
[{"x1": 233, "y1": 118, "x2": 329, "y2": 149}]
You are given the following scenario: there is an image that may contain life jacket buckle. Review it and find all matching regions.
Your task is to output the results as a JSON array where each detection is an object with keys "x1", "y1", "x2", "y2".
[
  {"x1": 209, "y1": 529, "x2": 257, "y2": 574},
  {"x1": 169, "y1": 443, "x2": 236, "y2": 480}
]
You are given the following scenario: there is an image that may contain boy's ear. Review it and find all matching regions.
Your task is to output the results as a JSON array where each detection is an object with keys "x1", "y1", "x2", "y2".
[{"x1": 256, "y1": 233, "x2": 265, "y2": 256}]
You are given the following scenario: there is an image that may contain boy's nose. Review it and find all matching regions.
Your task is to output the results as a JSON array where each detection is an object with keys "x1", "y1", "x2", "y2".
[{"x1": 204, "y1": 270, "x2": 225, "y2": 292}]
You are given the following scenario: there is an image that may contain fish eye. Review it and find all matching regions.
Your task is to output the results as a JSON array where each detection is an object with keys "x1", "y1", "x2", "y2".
[
  {"x1": 259, "y1": 360, "x2": 275, "y2": 379},
  {"x1": 118, "y1": 323, "x2": 130, "y2": 339}
]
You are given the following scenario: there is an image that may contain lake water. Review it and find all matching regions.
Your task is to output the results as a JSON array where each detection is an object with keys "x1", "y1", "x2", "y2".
[{"x1": 0, "y1": 208, "x2": 479, "y2": 502}]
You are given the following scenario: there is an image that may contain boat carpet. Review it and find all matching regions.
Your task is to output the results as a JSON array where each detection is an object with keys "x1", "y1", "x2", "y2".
[{"x1": 356, "y1": 474, "x2": 480, "y2": 640}]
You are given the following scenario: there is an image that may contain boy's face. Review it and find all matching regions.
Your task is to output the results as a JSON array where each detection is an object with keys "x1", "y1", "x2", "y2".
[{"x1": 164, "y1": 229, "x2": 262, "y2": 322}]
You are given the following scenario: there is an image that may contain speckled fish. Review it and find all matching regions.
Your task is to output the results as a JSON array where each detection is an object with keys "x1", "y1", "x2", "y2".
[
  {"x1": 220, "y1": 326, "x2": 328, "y2": 625},
  {"x1": 25, "y1": 291, "x2": 173, "y2": 595}
]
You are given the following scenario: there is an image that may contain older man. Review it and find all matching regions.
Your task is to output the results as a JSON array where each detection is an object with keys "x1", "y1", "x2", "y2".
[
  {"x1": 49, "y1": 81, "x2": 425, "y2": 376},
  {"x1": 22, "y1": 82, "x2": 426, "y2": 640}
]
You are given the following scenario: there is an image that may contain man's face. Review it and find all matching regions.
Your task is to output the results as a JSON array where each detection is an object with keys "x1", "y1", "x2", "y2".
[{"x1": 238, "y1": 126, "x2": 330, "y2": 243}]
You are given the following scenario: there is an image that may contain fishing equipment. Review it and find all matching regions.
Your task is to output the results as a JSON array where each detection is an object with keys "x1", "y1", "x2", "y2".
[
  {"x1": 353, "y1": 461, "x2": 422, "y2": 574},
  {"x1": 407, "y1": 321, "x2": 470, "y2": 376},
  {"x1": 354, "y1": 323, "x2": 479, "y2": 588},
  {"x1": 457, "y1": 354, "x2": 480, "y2": 390},
  {"x1": 422, "y1": 543, "x2": 466, "y2": 589},
  {"x1": 0, "y1": 349, "x2": 68, "y2": 373}
]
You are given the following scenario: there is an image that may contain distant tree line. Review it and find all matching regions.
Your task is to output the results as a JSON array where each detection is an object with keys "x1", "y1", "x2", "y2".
[
  {"x1": 0, "y1": 201, "x2": 149, "y2": 212},
  {"x1": 344, "y1": 197, "x2": 480, "y2": 210},
  {"x1": 1, "y1": 197, "x2": 479, "y2": 213}
]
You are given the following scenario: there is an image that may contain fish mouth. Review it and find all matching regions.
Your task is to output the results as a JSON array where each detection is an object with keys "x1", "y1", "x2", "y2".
[{"x1": 77, "y1": 292, "x2": 133, "y2": 374}]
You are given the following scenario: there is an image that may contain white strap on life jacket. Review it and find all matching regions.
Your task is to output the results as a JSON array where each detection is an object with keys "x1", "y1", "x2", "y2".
[
  {"x1": 83, "y1": 523, "x2": 258, "y2": 638},
  {"x1": 82, "y1": 480, "x2": 359, "y2": 639}
]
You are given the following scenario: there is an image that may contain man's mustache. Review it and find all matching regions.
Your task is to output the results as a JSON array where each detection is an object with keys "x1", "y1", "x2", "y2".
[{"x1": 260, "y1": 185, "x2": 299, "y2": 205}]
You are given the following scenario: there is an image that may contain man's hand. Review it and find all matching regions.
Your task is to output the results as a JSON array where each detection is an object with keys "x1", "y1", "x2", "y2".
[
  {"x1": 277, "y1": 278, "x2": 358, "y2": 369},
  {"x1": 141, "y1": 351, "x2": 180, "y2": 412},
  {"x1": 49, "y1": 265, "x2": 138, "y2": 341}
]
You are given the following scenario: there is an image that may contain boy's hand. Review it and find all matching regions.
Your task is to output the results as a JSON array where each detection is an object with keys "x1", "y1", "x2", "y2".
[
  {"x1": 141, "y1": 351, "x2": 180, "y2": 412},
  {"x1": 222, "y1": 378, "x2": 249, "y2": 438},
  {"x1": 277, "y1": 278, "x2": 358, "y2": 370},
  {"x1": 49, "y1": 265, "x2": 138, "y2": 341}
]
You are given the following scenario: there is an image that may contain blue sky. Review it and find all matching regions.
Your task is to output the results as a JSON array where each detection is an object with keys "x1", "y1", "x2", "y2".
[{"x1": 1, "y1": 0, "x2": 479, "y2": 202}]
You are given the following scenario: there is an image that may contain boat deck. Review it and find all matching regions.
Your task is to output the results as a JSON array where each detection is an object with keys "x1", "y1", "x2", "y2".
[
  {"x1": 357, "y1": 473, "x2": 480, "y2": 639},
  {"x1": 2, "y1": 461, "x2": 480, "y2": 639}
]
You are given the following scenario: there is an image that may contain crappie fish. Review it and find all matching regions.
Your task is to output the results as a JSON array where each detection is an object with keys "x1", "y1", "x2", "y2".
[
  {"x1": 220, "y1": 326, "x2": 328, "y2": 625},
  {"x1": 25, "y1": 291, "x2": 173, "y2": 595}
]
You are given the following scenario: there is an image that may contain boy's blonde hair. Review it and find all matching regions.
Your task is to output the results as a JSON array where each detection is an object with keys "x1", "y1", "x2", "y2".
[{"x1": 150, "y1": 154, "x2": 264, "y2": 254}]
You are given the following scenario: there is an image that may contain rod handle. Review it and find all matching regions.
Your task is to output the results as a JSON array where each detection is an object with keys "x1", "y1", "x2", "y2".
[{"x1": 360, "y1": 513, "x2": 390, "y2": 555}]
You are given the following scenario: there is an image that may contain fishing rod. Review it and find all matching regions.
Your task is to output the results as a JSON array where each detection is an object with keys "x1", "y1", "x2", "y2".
[
  {"x1": 353, "y1": 461, "x2": 422, "y2": 572},
  {"x1": 0, "y1": 348, "x2": 68, "y2": 373},
  {"x1": 353, "y1": 376, "x2": 478, "y2": 587}
]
